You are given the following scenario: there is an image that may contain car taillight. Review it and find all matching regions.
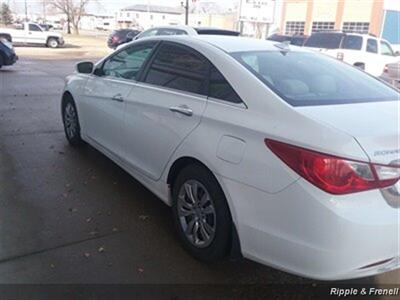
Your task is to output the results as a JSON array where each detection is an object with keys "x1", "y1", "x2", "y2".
[
  {"x1": 265, "y1": 139, "x2": 400, "y2": 195},
  {"x1": 383, "y1": 65, "x2": 389, "y2": 73},
  {"x1": 337, "y1": 52, "x2": 344, "y2": 61}
]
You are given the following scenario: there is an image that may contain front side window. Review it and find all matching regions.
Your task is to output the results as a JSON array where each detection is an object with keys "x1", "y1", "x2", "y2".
[
  {"x1": 101, "y1": 42, "x2": 156, "y2": 80},
  {"x1": 366, "y1": 39, "x2": 378, "y2": 53},
  {"x1": 341, "y1": 35, "x2": 362, "y2": 50},
  {"x1": 232, "y1": 50, "x2": 399, "y2": 106},
  {"x1": 144, "y1": 43, "x2": 208, "y2": 95},
  {"x1": 29, "y1": 24, "x2": 41, "y2": 32},
  {"x1": 380, "y1": 41, "x2": 394, "y2": 56},
  {"x1": 209, "y1": 66, "x2": 242, "y2": 104}
]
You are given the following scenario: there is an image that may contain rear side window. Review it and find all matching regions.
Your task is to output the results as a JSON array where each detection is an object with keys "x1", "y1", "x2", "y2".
[
  {"x1": 144, "y1": 43, "x2": 208, "y2": 95},
  {"x1": 209, "y1": 66, "x2": 242, "y2": 104},
  {"x1": 366, "y1": 39, "x2": 378, "y2": 53},
  {"x1": 304, "y1": 33, "x2": 343, "y2": 49},
  {"x1": 139, "y1": 29, "x2": 158, "y2": 38},
  {"x1": 341, "y1": 35, "x2": 362, "y2": 50},
  {"x1": 232, "y1": 50, "x2": 399, "y2": 106}
]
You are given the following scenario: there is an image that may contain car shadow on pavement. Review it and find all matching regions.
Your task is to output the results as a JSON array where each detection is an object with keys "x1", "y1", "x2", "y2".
[{"x1": 67, "y1": 142, "x2": 383, "y2": 288}]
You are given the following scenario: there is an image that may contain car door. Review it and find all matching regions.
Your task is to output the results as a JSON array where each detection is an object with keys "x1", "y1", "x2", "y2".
[
  {"x1": 81, "y1": 41, "x2": 158, "y2": 157},
  {"x1": 26, "y1": 24, "x2": 45, "y2": 44},
  {"x1": 10, "y1": 25, "x2": 26, "y2": 44},
  {"x1": 121, "y1": 42, "x2": 208, "y2": 180}
]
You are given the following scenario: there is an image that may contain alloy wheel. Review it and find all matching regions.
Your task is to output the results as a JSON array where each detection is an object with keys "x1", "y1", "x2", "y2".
[
  {"x1": 177, "y1": 180, "x2": 217, "y2": 248},
  {"x1": 64, "y1": 103, "x2": 78, "y2": 140}
]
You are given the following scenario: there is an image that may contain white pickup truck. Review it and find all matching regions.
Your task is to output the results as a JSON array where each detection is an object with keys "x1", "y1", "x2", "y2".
[
  {"x1": 0, "y1": 22, "x2": 64, "y2": 48},
  {"x1": 304, "y1": 32, "x2": 399, "y2": 77}
]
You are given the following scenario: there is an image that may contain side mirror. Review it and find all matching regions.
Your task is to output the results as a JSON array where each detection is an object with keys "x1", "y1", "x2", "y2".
[
  {"x1": 76, "y1": 61, "x2": 94, "y2": 74},
  {"x1": 395, "y1": 51, "x2": 400, "y2": 57}
]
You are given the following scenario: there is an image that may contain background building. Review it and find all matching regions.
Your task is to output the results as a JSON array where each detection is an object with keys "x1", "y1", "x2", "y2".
[
  {"x1": 117, "y1": 4, "x2": 184, "y2": 30},
  {"x1": 280, "y1": 0, "x2": 400, "y2": 46}
]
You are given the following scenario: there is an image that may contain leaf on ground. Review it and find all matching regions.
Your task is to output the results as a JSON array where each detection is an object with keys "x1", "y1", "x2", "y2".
[
  {"x1": 83, "y1": 252, "x2": 91, "y2": 258},
  {"x1": 139, "y1": 215, "x2": 148, "y2": 221},
  {"x1": 98, "y1": 246, "x2": 105, "y2": 253}
]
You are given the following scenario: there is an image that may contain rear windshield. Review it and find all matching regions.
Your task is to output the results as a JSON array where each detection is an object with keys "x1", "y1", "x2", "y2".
[
  {"x1": 304, "y1": 33, "x2": 343, "y2": 49},
  {"x1": 231, "y1": 50, "x2": 399, "y2": 106}
]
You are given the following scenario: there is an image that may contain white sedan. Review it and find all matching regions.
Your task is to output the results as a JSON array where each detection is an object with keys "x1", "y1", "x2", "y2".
[{"x1": 61, "y1": 35, "x2": 400, "y2": 280}]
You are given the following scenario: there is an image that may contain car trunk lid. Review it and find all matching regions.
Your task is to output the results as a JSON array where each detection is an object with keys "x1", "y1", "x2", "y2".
[{"x1": 297, "y1": 101, "x2": 400, "y2": 165}]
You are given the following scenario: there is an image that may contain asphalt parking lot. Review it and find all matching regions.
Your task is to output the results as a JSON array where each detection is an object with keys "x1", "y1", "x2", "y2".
[{"x1": 0, "y1": 37, "x2": 398, "y2": 299}]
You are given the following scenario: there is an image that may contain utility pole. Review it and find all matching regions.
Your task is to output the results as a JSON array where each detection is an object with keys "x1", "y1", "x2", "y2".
[
  {"x1": 42, "y1": 0, "x2": 46, "y2": 23},
  {"x1": 181, "y1": 0, "x2": 189, "y2": 25},
  {"x1": 24, "y1": 0, "x2": 28, "y2": 21}
]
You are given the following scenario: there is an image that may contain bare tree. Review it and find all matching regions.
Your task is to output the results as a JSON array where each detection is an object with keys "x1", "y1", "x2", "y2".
[{"x1": 51, "y1": 0, "x2": 91, "y2": 35}]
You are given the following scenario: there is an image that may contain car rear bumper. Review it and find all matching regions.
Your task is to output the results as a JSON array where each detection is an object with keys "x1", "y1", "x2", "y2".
[
  {"x1": 380, "y1": 75, "x2": 400, "y2": 90},
  {"x1": 219, "y1": 175, "x2": 400, "y2": 280}
]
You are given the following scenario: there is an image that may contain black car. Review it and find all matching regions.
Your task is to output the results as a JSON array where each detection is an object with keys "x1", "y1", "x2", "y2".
[
  {"x1": 0, "y1": 39, "x2": 18, "y2": 69},
  {"x1": 107, "y1": 29, "x2": 141, "y2": 49},
  {"x1": 267, "y1": 34, "x2": 309, "y2": 46}
]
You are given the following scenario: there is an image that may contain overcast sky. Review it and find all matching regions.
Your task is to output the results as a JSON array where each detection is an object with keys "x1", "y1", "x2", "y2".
[{"x1": 7, "y1": 0, "x2": 238, "y2": 15}]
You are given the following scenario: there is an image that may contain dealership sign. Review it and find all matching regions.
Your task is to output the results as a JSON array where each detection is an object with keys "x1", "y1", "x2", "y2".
[{"x1": 239, "y1": 0, "x2": 275, "y2": 23}]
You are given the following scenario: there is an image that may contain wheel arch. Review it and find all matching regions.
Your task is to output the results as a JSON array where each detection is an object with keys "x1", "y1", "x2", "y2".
[
  {"x1": 353, "y1": 62, "x2": 365, "y2": 70},
  {"x1": 166, "y1": 156, "x2": 243, "y2": 260},
  {"x1": 0, "y1": 33, "x2": 12, "y2": 42},
  {"x1": 46, "y1": 36, "x2": 61, "y2": 44},
  {"x1": 61, "y1": 91, "x2": 74, "y2": 108}
]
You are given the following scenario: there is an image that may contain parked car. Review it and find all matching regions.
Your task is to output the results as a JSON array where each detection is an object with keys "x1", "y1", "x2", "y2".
[
  {"x1": 107, "y1": 29, "x2": 141, "y2": 49},
  {"x1": 0, "y1": 22, "x2": 64, "y2": 48},
  {"x1": 267, "y1": 33, "x2": 308, "y2": 46},
  {"x1": 304, "y1": 31, "x2": 399, "y2": 76},
  {"x1": 133, "y1": 25, "x2": 240, "y2": 41},
  {"x1": 380, "y1": 61, "x2": 400, "y2": 89},
  {"x1": 0, "y1": 38, "x2": 18, "y2": 68},
  {"x1": 61, "y1": 36, "x2": 400, "y2": 280}
]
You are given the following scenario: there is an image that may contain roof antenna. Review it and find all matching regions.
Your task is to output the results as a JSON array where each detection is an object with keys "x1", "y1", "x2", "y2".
[{"x1": 274, "y1": 41, "x2": 291, "y2": 51}]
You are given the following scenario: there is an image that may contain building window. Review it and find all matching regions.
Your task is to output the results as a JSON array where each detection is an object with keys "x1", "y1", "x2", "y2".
[
  {"x1": 127, "y1": 13, "x2": 130, "y2": 18},
  {"x1": 285, "y1": 21, "x2": 305, "y2": 35},
  {"x1": 311, "y1": 22, "x2": 335, "y2": 33},
  {"x1": 150, "y1": 15, "x2": 154, "y2": 20},
  {"x1": 162, "y1": 15, "x2": 165, "y2": 20},
  {"x1": 342, "y1": 22, "x2": 370, "y2": 34},
  {"x1": 136, "y1": 13, "x2": 140, "y2": 19}
]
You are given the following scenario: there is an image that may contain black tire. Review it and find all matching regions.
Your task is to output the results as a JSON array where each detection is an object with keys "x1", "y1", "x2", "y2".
[
  {"x1": 62, "y1": 96, "x2": 84, "y2": 147},
  {"x1": 47, "y1": 38, "x2": 59, "y2": 48},
  {"x1": 0, "y1": 54, "x2": 3, "y2": 69},
  {"x1": 172, "y1": 164, "x2": 232, "y2": 262}
]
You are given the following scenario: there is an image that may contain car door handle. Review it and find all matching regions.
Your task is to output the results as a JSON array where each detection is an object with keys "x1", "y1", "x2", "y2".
[
  {"x1": 111, "y1": 94, "x2": 124, "y2": 102},
  {"x1": 169, "y1": 105, "x2": 193, "y2": 116}
]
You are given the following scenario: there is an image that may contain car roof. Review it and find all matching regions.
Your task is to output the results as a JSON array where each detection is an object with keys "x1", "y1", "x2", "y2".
[
  {"x1": 125, "y1": 35, "x2": 308, "y2": 54},
  {"x1": 179, "y1": 35, "x2": 304, "y2": 53}
]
